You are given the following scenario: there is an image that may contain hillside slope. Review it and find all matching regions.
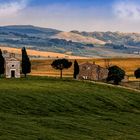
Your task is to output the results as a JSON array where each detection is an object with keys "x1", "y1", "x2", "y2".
[
  {"x1": 51, "y1": 31, "x2": 105, "y2": 45},
  {"x1": 72, "y1": 31, "x2": 140, "y2": 47},
  {"x1": 0, "y1": 77, "x2": 140, "y2": 140},
  {"x1": 0, "y1": 46, "x2": 87, "y2": 59},
  {"x1": 0, "y1": 25, "x2": 140, "y2": 57},
  {"x1": 0, "y1": 25, "x2": 60, "y2": 37}
]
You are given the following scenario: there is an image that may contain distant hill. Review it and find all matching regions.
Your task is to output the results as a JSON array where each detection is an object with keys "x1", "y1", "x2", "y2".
[
  {"x1": 0, "y1": 25, "x2": 140, "y2": 57},
  {"x1": 0, "y1": 25, "x2": 60, "y2": 37},
  {"x1": 71, "y1": 30, "x2": 140, "y2": 47},
  {"x1": 51, "y1": 31, "x2": 105, "y2": 45}
]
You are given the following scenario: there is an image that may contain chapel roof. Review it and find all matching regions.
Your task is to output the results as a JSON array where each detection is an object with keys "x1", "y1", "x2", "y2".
[{"x1": 5, "y1": 53, "x2": 20, "y2": 61}]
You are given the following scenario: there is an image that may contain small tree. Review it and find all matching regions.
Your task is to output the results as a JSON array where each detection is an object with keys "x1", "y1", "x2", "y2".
[
  {"x1": 51, "y1": 59, "x2": 72, "y2": 79},
  {"x1": 134, "y1": 68, "x2": 140, "y2": 79},
  {"x1": 0, "y1": 49, "x2": 5, "y2": 77},
  {"x1": 21, "y1": 47, "x2": 31, "y2": 77},
  {"x1": 73, "y1": 60, "x2": 79, "y2": 79},
  {"x1": 134, "y1": 68, "x2": 140, "y2": 89},
  {"x1": 107, "y1": 65, "x2": 125, "y2": 85}
]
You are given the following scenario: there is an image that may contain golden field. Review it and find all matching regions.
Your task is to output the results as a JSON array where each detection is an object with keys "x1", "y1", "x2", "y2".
[
  {"x1": 0, "y1": 45, "x2": 140, "y2": 81},
  {"x1": 31, "y1": 58, "x2": 140, "y2": 81},
  {"x1": 0, "y1": 46, "x2": 87, "y2": 59}
]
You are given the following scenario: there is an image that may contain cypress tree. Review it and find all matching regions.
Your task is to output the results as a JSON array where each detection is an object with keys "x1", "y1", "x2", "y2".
[
  {"x1": 134, "y1": 68, "x2": 140, "y2": 79},
  {"x1": 134, "y1": 68, "x2": 140, "y2": 89},
  {"x1": 0, "y1": 49, "x2": 5, "y2": 77},
  {"x1": 21, "y1": 47, "x2": 31, "y2": 77},
  {"x1": 73, "y1": 60, "x2": 79, "y2": 79}
]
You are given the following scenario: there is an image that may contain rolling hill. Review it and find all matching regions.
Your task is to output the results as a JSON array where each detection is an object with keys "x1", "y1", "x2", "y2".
[
  {"x1": 51, "y1": 31, "x2": 105, "y2": 45},
  {"x1": 0, "y1": 77, "x2": 140, "y2": 140},
  {"x1": 0, "y1": 25, "x2": 140, "y2": 57},
  {"x1": 71, "y1": 31, "x2": 140, "y2": 45},
  {"x1": 0, "y1": 45, "x2": 87, "y2": 59}
]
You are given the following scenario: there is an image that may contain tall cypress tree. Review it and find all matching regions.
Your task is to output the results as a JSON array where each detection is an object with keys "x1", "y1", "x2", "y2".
[
  {"x1": 22, "y1": 47, "x2": 31, "y2": 77},
  {"x1": 0, "y1": 49, "x2": 5, "y2": 77},
  {"x1": 73, "y1": 60, "x2": 79, "y2": 79}
]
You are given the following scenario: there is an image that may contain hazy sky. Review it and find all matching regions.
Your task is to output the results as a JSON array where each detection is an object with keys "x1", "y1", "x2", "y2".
[{"x1": 0, "y1": 0, "x2": 140, "y2": 32}]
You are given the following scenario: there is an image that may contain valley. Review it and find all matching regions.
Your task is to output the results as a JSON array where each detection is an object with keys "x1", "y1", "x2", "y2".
[{"x1": 0, "y1": 25, "x2": 140, "y2": 57}]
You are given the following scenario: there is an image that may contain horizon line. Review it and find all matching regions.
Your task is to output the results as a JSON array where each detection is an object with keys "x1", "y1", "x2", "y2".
[{"x1": 0, "y1": 24, "x2": 140, "y2": 34}]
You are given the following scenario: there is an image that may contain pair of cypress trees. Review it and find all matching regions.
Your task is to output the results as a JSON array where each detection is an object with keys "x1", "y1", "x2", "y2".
[{"x1": 0, "y1": 47, "x2": 31, "y2": 77}]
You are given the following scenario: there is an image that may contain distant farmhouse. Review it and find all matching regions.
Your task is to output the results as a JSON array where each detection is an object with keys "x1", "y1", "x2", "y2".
[
  {"x1": 78, "y1": 62, "x2": 108, "y2": 81},
  {"x1": 5, "y1": 53, "x2": 20, "y2": 78}
]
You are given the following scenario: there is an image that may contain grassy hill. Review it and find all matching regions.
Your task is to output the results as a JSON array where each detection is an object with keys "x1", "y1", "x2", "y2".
[{"x1": 0, "y1": 77, "x2": 140, "y2": 140}]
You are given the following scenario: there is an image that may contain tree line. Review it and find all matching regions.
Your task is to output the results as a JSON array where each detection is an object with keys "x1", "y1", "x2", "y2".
[
  {"x1": 51, "y1": 59, "x2": 140, "y2": 85},
  {"x1": 0, "y1": 49, "x2": 140, "y2": 85}
]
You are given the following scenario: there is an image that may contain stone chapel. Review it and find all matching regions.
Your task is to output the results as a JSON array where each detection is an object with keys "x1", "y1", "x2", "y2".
[{"x1": 5, "y1": 53, "x2": 20, "y2": 78}]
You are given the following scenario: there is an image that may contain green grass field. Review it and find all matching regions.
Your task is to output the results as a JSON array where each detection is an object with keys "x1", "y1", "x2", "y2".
[{"x1": 0, "y1": 77, "x2": 140, "y2": 140}]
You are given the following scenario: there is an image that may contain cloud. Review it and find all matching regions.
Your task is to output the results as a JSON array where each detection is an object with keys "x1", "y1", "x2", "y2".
[
  {"x1": 113, "y1": 0, "x2": 140, "y2": 21},
  {"x1": 0, "y1": 0, "x2": 29, "y2": 18},
  {"x1": 0, "y1": 1, "x2": 140, "y2": 32}
]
